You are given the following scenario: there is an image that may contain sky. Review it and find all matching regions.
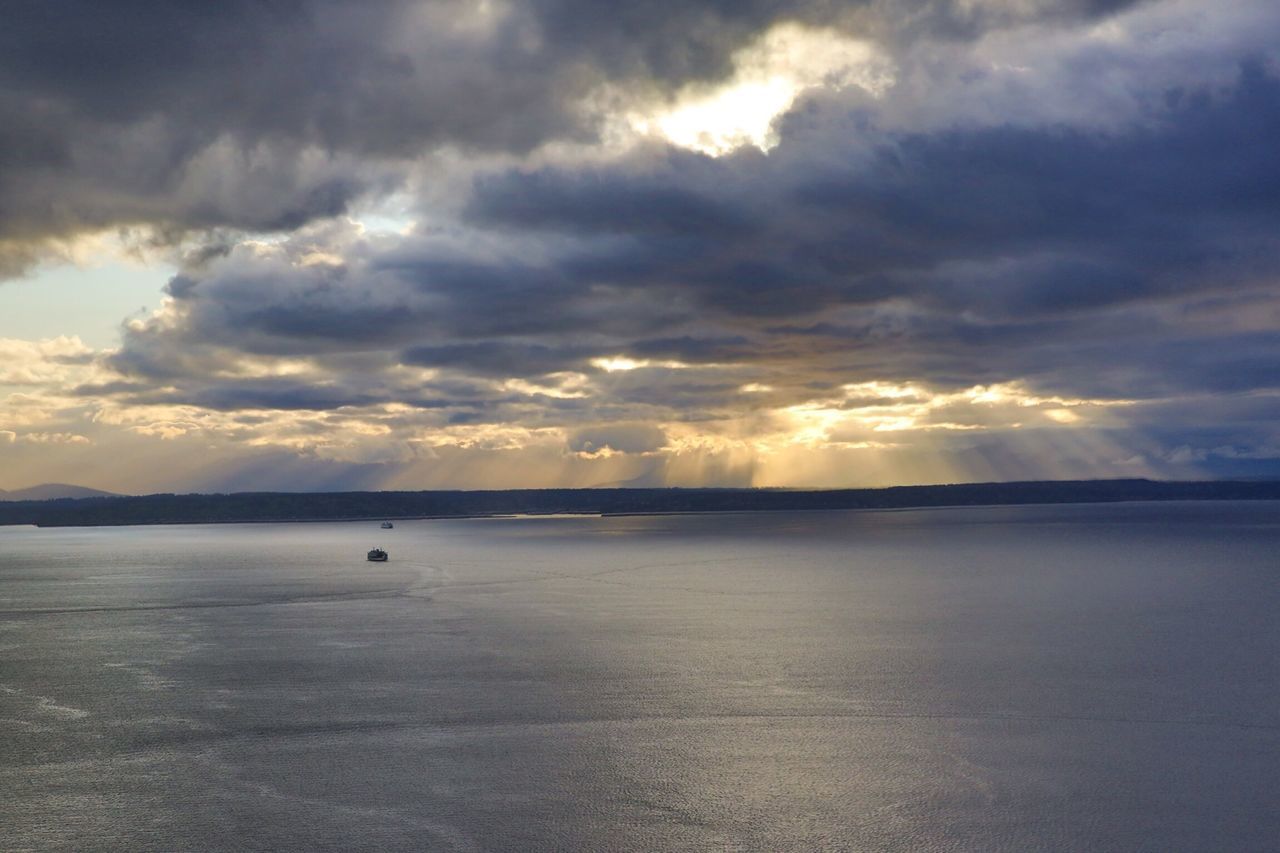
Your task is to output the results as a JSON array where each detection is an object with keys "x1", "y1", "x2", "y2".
[{"x1": 2, "y1": 0, "x2": 1279, "y2": 494}]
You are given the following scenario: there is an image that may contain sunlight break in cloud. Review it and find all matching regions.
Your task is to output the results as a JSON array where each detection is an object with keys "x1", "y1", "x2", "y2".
[
  {"x1": 590, "y1": 356, "x2": 692, "y2": 372},
  {"x1": 776, "y1": 381, "x2": 1132, "y2": 447},
  {"x1": 631, "y1": 24, "x2": 896, "y2": 156}
]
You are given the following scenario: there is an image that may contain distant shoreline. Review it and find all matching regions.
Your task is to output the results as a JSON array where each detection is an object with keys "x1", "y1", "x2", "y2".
[{"x1": 2, "y1": 479, "x2": 1279, "y2": 528}]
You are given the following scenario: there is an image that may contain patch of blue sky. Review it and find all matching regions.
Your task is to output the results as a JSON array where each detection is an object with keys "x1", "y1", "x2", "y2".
[{"x1": 0, "y1": 260, "x2": 173, "y2": 348}]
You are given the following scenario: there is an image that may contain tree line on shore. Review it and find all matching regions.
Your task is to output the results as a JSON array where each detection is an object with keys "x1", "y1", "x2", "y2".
[{"x1": 2, "y1": 479, "x2": 1279, "y2": 527}]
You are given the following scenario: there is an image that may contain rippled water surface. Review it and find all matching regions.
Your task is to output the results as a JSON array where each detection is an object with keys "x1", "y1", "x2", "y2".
[{"x1": 2, "y1": 502, "x2": 1279, "y2": 851}]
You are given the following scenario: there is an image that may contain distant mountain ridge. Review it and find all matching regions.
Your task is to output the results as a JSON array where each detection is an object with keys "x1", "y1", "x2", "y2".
[{"x1": 0, "y1": 483, "x2": 120, "y2": 502}]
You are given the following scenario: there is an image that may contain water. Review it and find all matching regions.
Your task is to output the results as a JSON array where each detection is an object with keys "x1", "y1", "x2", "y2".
[{"x1": 2, "y1": 502, "x2": 1278, "y2": 851}]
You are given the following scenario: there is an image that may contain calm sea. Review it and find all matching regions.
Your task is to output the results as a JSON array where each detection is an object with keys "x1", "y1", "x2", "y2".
[{"x1": 2, "y1": 502, "x2": 1278, "y2": 851}]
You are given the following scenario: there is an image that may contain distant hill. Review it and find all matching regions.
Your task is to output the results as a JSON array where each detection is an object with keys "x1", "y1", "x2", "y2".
[
  {"x1": 0, "y1": 483, "x2": 120, "y2": 502},
  {"x1": 0, "y1": 479, "x2": 1278, "y2": 527}
]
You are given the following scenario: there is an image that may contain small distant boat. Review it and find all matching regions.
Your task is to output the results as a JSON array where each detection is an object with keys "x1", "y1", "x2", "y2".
[
  {"x1": 381, "y1": 521, "x2": 394, "y2": 529},
  {"x1": 367, "y1": 548, "x2": 388, "y2": 562}
]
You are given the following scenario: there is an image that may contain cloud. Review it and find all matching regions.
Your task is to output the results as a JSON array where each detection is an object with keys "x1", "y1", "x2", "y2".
[
  {"x1": 89, "y1": 24, "x2": 1280, "y2": 477},
  {"x1": 0, "y1": 0, "x2": 1154, "y2": 278},
  {"x1": 0, "y1": 336, "x2": 94, "y2": 384},
  {"x1": 5, "y1": 0, "x2": 1280, "y2": 491},
  {"x1": 17, "y1": 432, "x2": 91, "y2": 445}
]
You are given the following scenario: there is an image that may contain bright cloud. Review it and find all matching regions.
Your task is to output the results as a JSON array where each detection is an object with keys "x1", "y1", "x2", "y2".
[{"x1": 631, "y1": 24, "x2": 896, "y2": 156}]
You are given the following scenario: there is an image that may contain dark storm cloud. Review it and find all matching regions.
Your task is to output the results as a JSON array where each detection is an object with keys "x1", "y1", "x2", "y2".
[
  {"x1": 106, "y1": 52, "x2": 1280, "y2": 425},
  {"x1": 95, "y1": 370, "x2": 529, "y2": 416},
  {"x1": 0, "y1": 1, "x2": 587, "y2": 154},
  {"x1": 0, "y1": 0, "x2": 531, "y2": 262},
  {"x1": 480, "y1": 60, "x2": 1280, "y2": 316},
  {"x1": 473, "y1": 164, "x2": 757, "y2": 239},
  {"x1": 458, "y1": 60, "x2": 1280, "y2": 385},
  {"x1": 529, "y1": 0, "x2": 1149, "y2": 80},
  {"x1": 0, "y1": 0, "x2": 1150, "y2": 275},
  {"x1": 106, "y1": 235, "x2": 686, "y2": 376},
  {"x1": 627, "y1": 335, "x2": 757, "y2": 362},
  {"x1": 795, "y1": 78, "x2": 1280, "y2": 283},
  {"x1": 140, "y1": 381, "x2": 392, "y2": 413},
  {"x1": 403, "y1": 342, "x2": 557, "y2": 375}
]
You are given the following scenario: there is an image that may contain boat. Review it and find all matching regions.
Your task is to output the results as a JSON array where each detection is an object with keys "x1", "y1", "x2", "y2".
[
  {"x1": 381, "y1": 521, "x2": 394, "y2": 529},
  {"x1": 367, "y1": 547, "x2": 388, "y2": 562}
]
